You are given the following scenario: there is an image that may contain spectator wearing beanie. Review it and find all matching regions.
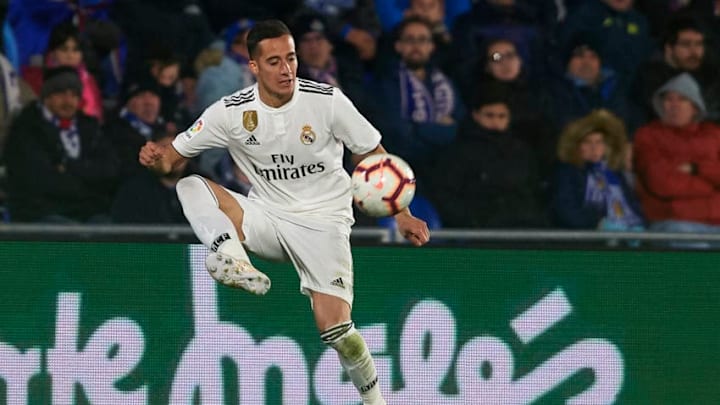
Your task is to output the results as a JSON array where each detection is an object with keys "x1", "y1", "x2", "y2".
[
  {"x1": 4, "y1": 66, "x2": 119, "y2": 223},
  {"x1": 104, "y1": 78, "x2": 166, "y2": 177},
  {"x1": 292, "y1": 13, "x2": 366, "y2": 108},
  {"x1": 541, "y1": 31, "x2": 642, "y2": 136}
]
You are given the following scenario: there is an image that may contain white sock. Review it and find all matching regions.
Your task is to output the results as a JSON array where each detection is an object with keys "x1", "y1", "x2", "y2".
[
  {"x1": 176, "y1": 175, "x2": 250, "y2": 262},
  {"x1": 321, "y1": 322, "x2": 385, "y2": 405}
]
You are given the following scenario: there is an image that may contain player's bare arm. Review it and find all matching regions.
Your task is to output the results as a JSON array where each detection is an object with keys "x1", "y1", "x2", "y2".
[
  {"x1": 351, "y1": 144, "x2": 388, "y2": 166},
  {"x1": 351, "y1": 144, "x2": 431, "y2": 247},
  {"x1": 139, "y1": 141, "x2": 187, "y2": 175}
]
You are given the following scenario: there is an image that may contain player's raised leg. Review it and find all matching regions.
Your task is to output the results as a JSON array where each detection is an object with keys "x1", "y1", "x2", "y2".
[
  {"x1": 176, "y1": 175, "x2": 270, "y2": 295},
  {"x1": 313, "y1": 292, "x2": 385, "y2": 405}
]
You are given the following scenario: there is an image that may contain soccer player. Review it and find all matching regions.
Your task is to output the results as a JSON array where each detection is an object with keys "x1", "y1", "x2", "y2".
[{"x1": 139, "y1": 19, "x2": 429, "y2": 405}]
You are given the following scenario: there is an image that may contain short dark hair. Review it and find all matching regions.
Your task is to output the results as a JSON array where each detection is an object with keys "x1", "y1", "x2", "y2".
[
  {"x1": 393, "y1": 16, "x2": 433, "y2": 42},
  {"x1": 46, "y1": 21, "x2": 80, "y2": 53},
  {"x1": 246, "y1": 19, "x2": 292, "y2": 59},
  {"x1": 470, "y1": 82, "x2": 511, "y2": 111},
  {"x1": 663, "y1": 16, "x2": 705, "y2": 46}
]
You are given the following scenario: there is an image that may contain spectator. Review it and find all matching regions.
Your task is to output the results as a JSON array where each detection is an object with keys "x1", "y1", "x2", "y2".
[
  {"x1": 552, "y1": 109, "x2": 644, "y2": 230},
  {"x1": 111, "y1": 132, "x2": 202, "y2": 224},
  {"x1": 296, "y1": 0, "x2": 382, "y2": 61},
  {"x1": 368, "y1": 16, "x2": 463, "y2": 184},
  {"x1": 111, "y1": 0, "x2": 214, "y2": 79},
  {"x1": 9, "y1": 0, "x2": 116, "y2": 68},
  {"x1": 375, "y1": 0, "x2": 471, "y2": 33},
  {"x1": 455, "y1": 38, "x2": 529, "y2": 119},
  {"x1": 451, "y1": 0, "x2": 558, "y2": 79},
  {"x1": 542, "y1": 32, "x2": 641, "y2": 135},
  {"x1": 634, "y1": 73, "x2": 720, "y2": 232},
  {"x1": 457, "y1": 37, "x2": 555, "y2": 178},
  {"x1": 1, "y1": 0, "x2": 18, "y2": 69},
  {"x1": 82, "y1": 18, "x2": 126, "y2": 110},
  {"x1": 144, "y1": 49, "x2": 182, "y2": 133},
  {"x1": 292, "y1": 13, "x2": 366, "y2": 107},
  {"x1": 0, "y1": 50, "x2": 35, "y2": 221},
  {"x1": 175, "y1": 63, "x2": 197, "y2": 127},
  {"x1": 0, "y1": 51, "x2": 35, "y2": 158},
  {"x1": 4, "y1": 66, "x2": 118, "y2": 222},
  {"x1": 401, "y1": 0, "x2": 456, "y2": 70},
  {"x1": 685, "y1": 0, "x2": 720, "y2": 45},
  {"x1": 558, "y1": 0, "x2": 654, "y2": 81},
  {"x1": 104, "y1": 78, "x2": 165, "y2": 176},
  {"x1": 634, "y1": 0, "x2": 692, "y2": 38},
  {"x1": 427, "y1": 83, "x2": 547, "y2": 228},
  {"x1": 22, "y1": 21, "x2": 104, "y2": 121},
  {"x1": 632, "y1": 16, "x2": 720, "y2": 122},
  {"x1": 194, "y1": 18, "x2": 256, "y2": 115},
  {"x1": 200, "y1": 0, "x2": 297, "y2": 32}
]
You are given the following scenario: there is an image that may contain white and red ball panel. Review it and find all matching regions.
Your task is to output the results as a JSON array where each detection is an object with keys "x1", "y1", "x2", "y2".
[{"x1": 351, "y1": 154, "x2": 416, "y2": 217}]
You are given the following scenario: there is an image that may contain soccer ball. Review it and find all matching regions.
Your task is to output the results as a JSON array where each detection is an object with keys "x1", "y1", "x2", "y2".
[{"x1": 351, "y1": 154, "x2": 416, "y2": 217}]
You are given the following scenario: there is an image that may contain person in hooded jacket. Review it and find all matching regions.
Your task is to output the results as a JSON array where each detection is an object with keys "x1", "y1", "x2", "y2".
[
  {"x1": 552, "y1": 109, "x2": 645, "y2": 230},
  {"x1": 634, "y1": 72, "x2": 720, "y2": 232}
]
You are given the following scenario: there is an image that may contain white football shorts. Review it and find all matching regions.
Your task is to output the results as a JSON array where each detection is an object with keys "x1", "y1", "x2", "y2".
[{"x1": 229, "y1": 190, "x2": 355, "y2": 307}]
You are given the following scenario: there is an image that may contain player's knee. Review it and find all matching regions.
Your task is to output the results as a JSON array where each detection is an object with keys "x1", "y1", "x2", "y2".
[
  {"x1": 335, "y1": 331, "x2": 366, "y2": 362},
  {"x1": 177, "y1": 175, "x2": 214, "y2": 205},
  {"x1": 177, "y1": 175, "x2": 201, "y2": 195},
  {"x1": 320, "y1": 321, "x2": 365, "y2": 361}
]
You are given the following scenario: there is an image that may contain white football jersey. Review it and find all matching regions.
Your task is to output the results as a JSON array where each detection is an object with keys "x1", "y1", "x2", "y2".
[{"x1": 173, "y1": 78, "x2": 381, "y2": 221}]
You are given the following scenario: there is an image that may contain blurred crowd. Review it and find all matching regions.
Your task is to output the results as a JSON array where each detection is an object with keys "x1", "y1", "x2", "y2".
[{"x1": 1, "y1": 0, "x2": 720, "y2": 237}]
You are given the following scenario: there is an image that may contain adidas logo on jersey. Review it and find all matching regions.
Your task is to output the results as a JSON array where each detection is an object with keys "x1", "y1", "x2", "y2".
[
  {"x1": 245, "y1": 135, "x2": 260, "y2": 145},
  {"x1": 331, "y1": 277, "x2": 345, "y2": 289}
]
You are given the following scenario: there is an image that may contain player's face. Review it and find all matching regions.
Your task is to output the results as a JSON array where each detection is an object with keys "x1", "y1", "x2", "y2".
[
  {"x1": 44, "y1": 90, "x2": 80, "y2": 119},
  {"x1": 395, "y1": 23, "x2": 434, "y2": 70},
  {"x1": 250, "y1": 34, "x2": 298, "y2": 107},
  {"x1": 667, "y1": 30, "x2": 704, "y2": 71},
  {"x1": 579, "y1": 132, "x2": 607, "y2": 163},
  {"x1": 661, "y1": 91, "x2": 698, "y2": 128}
]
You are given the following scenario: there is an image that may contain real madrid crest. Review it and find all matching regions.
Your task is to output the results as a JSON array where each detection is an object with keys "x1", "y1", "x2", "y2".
[
  {"x1": 300, "y1": 124, "x2": 316, "y2": 145},
  {"x1": 243, "y1": 110, "x2": 258, "y2": 132}
]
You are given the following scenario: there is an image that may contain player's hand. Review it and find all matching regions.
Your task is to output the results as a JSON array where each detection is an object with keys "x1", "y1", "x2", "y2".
[
  {"x1": 394, "y1": 209, "x2": 430, "y2": 246},
  {"x1": 139, "y1": 141, "x2": 170, "y2": 173}
]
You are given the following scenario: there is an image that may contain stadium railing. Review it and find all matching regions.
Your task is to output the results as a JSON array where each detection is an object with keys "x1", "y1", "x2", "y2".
[{"x1": 2, "y1": 223, "x2": 720, "y2": 249}]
